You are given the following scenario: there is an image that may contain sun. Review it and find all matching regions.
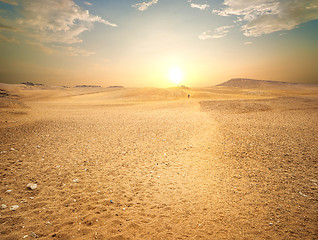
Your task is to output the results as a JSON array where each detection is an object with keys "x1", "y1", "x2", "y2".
[{"x1": 169, "y1": 67, "x2": 184, "y2": 85}]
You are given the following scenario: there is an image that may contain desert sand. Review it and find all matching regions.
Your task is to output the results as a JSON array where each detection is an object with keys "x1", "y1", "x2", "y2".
[{"x1": 0, "y1": 81, "x2": 317, "y2": 239}]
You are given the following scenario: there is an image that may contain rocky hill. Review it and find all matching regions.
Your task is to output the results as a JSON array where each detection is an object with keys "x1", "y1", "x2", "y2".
[{"x1": 217, "y1": 78, "x2": 316, "y2": 89}]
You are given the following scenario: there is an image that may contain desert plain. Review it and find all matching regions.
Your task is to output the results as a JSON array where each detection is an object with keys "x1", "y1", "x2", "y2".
[{"x1": 0, "y1": 80, "x2": 317, "y2": 239}]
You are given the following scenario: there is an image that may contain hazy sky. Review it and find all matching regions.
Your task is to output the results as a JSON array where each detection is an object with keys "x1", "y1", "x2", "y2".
[{"x1": 0, "y1": 0, "x2": 317, "y2": 87}]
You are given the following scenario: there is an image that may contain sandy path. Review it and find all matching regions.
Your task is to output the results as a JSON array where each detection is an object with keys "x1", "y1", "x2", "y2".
[
  {"x1": 1, "y1": 100, "x2": 220, "y2": 239},
  {"x1": 1, "y1": 96, "x2": 317, "y2": 239}
]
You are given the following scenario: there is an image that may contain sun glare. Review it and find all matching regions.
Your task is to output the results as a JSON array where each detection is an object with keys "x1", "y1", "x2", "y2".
[{"x1": 169, "y1": 67, "x2": 183, "y2": 85}]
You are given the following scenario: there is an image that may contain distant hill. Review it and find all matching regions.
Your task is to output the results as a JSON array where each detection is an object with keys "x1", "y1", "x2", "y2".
[
  {"x1": 75, "y1": 85, "x2": 101, "y2": 88},
  {"x1": 107, "y1": 86, "x2": 124, "y2": 89},
  {"x1": 217, "y1": 78, "x2": 317, "y2": 89},
  {"x1": 22, "y1": 82, "x2": 44, "y2": 86}
]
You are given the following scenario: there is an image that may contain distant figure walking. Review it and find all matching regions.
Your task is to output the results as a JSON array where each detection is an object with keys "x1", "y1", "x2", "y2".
[{"x1": 188, "y1": 94, "x2": 190, "y2": 98}]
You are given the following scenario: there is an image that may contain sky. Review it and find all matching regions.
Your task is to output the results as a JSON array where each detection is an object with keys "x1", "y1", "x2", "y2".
[{"x1": 0, "y1": 0, "x2": 317, "y2": 87}]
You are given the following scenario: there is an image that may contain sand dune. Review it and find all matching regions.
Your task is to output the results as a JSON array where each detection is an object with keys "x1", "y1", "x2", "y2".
[
  {"x1": 217, "y1": 78, "x2": 318, "y2": 90},
  {"x1": 0, "y1": 83, "x2": 317, "y2": 239}
]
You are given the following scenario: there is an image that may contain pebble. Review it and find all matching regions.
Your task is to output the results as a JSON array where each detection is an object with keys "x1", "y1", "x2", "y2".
[
  {"x1": 1, "y1": 204, "x2": 7, "y2": 209},
  {"x1": 27, "y1": 183, "x2": 38, "y2": 190},
  {"x1": 10, "y1": 148, "x2": 15, "y2": 151},
  {"x1": 5, "y1": 190, "x2": 12, "y2": 193},
  {"x1": 23, "y1": 235, "x2": 29, "y2": 239},
  {"x1": 10, "y1": 205, "x2": 19, "y2": 211},
  {"x1": 299, "y1": 191, "x2": 307, "y2": 197},
  {"x1": 30, "y1": 232, "x2": 39, "y2": 238},
  {"x1": 73, "y1": 179, "x2": 79, "y2": 183}
]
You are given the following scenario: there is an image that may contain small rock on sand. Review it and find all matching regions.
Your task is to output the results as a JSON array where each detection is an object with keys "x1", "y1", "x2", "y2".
[
  {"x1": 1, "y1": 204, "x2": 7, "y2": 209},
  {"x1": 10, "y1": 205, "x2": 19, "y2": 211},
  {"x1": 27, "y1": 183, "x2": 37, "y2": 190},
  {"x1": 30, "y1": 232, "x2": 39, "y2": 238},
  {"x1": 73, "y1": 178, "x2": 79, "y2": 183},
  {"x1": 5, "y1": 190, "x2": 12, "y2": 193}
]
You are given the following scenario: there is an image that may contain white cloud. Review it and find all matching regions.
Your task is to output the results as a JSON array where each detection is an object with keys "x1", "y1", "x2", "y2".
[
  {"x1": 26, "y1": 41, "x2": 95, "y2": 56},
  {"x1": 213, "y1": 0, "x2": 318, "y2": 37},
  {"x1": 0, "y1": 21, "x2": 15, "y2": 31},
  {"x1": 17, "y1": 0, "x2": 117, "y2": 44},
  {"x1": 198, "y1": 30, "x2": 213, "y2": 40},
  {"x1": 20, "y1": 0, "x2": 117, "y2": 48},
  {"x1": 0, "y1": 34, "x2": 19, "y2": 43},
  {"x1": 132, "y1": 0, "x2": 158, "y2": 11},
  {"x1": 199, "y1": 25, "x2": 233, "y2": 40},
  {"x1": 83, "y1": 1, "x2": 92, "y2": 6},
  {"x1": 0, "y1": 0, "x2": 17, "y2": 6},
  {"x1": 191, "y1": 3, "x2": 210, "y2": 10},
  {"x1": 0, "y1": 0, "x2": 117, "y2": 56}
]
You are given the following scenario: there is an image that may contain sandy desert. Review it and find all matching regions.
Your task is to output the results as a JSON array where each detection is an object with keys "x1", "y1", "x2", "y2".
[{"x1": 0, "y1": 80, "x2": 317, "y2": 239}]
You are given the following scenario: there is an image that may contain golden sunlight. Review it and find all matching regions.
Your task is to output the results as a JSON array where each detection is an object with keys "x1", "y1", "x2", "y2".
[{"x1": 169, "y1": 67, "x2": 184, "y2": 85}]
